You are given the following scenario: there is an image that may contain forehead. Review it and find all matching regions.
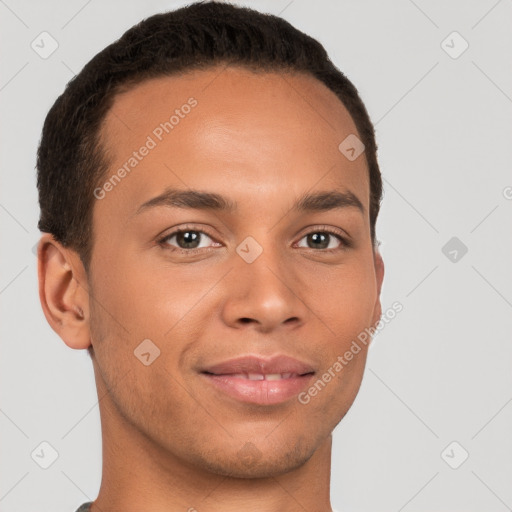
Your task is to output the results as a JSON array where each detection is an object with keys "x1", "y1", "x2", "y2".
[
  {"x1": 102, "y1": 65, "x2": 360, "y2": 140},
  {"x1": 97, "y1": 66, "x2": 369, "y2": 218}
]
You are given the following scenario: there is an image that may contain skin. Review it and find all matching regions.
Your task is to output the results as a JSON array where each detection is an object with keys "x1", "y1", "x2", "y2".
[{"x1": 38, "y1": 66, "x2": 384, "y2": 512}]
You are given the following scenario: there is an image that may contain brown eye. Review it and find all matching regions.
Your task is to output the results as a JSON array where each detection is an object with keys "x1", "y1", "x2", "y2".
[
  {"x1": 296, "y1": 230, "x2": 346, "y2": 251},
  {"x1": 306, "y1": 232, "x2": 330, "y2": 249},
  {"x1": 175, "y1": 230, "x2": 202, "y2": 249}
]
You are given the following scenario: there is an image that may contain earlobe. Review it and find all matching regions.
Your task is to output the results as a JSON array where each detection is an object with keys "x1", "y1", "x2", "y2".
[{"x1": 37, "y1": 234, "x2": 91, "y2": 350}]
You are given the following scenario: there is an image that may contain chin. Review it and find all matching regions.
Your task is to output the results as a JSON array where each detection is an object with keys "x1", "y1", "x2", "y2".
[{"x1": 191, "y1": 439, "x2": 316, "y2": 479}]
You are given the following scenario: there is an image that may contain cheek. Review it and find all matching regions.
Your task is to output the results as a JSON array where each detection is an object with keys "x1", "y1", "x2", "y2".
[
  {"x1": 296, "y1": 257, "x2": 376, "y2": 408},
  {"x1": 299, "y1": 258, "x2": 377, "y2": 338},
  {"x1": 89, "y1": 249, "x2": 179, "y2": 338}
]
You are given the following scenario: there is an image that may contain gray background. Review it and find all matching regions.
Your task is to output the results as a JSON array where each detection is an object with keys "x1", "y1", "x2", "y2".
[{"x1": 1, "y1": 0, "x2": 511, "y2": 511}]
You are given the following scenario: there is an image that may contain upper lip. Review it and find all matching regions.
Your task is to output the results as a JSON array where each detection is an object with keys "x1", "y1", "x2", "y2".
[{"x1": 201, "y1": 354, "x2": 316, "y2": 376}]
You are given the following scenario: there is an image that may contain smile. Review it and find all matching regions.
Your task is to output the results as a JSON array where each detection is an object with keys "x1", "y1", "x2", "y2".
[
  {"x1": 201, "y1": 371, "x2": 315, "y2": 405},
  {"x1": 225, "y1": 372, "x2": 298, "y2": 380}
]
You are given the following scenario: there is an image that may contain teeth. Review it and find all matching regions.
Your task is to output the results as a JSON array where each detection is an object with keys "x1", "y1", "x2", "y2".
[{"x1": 229, "y1": 373, "x2": 296, "y2": 380}]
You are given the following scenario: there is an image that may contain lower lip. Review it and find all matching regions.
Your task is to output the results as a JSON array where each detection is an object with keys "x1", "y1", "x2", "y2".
[{"x1": 201, "y1": 373, "x2": 315, "y2": 405}]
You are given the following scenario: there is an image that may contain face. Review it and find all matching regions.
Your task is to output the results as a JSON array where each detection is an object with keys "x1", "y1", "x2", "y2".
[{"x1": 83, "y1": 66, "x2": 384, "y2": 477}]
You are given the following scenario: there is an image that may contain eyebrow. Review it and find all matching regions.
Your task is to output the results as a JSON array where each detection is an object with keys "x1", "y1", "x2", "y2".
[
  {"x1": 135, "y1": 187, "x2": 365, "y2": 216},
  {"x1": 294, "y1": 190, "x2": 364, "y2": 214}
]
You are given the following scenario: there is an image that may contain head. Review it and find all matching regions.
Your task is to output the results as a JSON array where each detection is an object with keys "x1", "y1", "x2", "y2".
[{"x1": 37, "y1": 1, "x2": 384, "y2": 479}]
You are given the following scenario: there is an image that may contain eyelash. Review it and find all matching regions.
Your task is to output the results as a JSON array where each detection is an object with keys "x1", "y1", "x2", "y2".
[{"x1": 157, "y1": 224, "x2": 351, "y2": 256}]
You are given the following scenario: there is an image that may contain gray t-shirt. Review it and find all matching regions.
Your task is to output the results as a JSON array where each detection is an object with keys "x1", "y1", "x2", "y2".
[
  {"x1": 74, "y1": 500, "x2": 341, "y2": 511},
  {"x1": 75, "y1": 503, "x2": 92, "y2": 512}
]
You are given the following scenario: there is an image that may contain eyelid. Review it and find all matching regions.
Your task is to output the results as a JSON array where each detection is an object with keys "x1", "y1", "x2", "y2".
[
  {"x1": 296, "y1": 224, "x2": 350, "y2": 242},
  {"x1": 293, "y1": 224, "x2": 350, "y2": 250}
]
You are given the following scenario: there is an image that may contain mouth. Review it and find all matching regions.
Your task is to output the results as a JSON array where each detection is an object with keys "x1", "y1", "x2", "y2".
[
  {"x1": 200, "y1": 355, "x2": 316, "y2": 405},
  {"x1": 205, "y1": 372, "x2": 306, "y2": 380}
]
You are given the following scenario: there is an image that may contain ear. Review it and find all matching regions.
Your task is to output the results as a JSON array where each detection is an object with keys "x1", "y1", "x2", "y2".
[
  {"x1": 370, "y1": 247, "x2": 385, "y2": 329},
  {"x1": 37, "y1": 233, "x2": 91, "y2": 350}
]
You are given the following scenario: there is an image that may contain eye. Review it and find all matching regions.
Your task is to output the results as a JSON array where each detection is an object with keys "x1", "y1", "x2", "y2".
[
  {"x1": 296, "y1": 227, "x2": 349, "y2": 251},
  {"x1": 158, "y1": 227, "x2": 220, "y2": 252},
  {"x1": 157, "y1": 224, "x2": 350, "y2": 256}
]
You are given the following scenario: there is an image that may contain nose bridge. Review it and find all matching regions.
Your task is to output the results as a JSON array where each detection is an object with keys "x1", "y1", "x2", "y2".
[
  {"x1": 221, "y1": 232, "x2": 306, "y2": 330},
  {"x1": 235, "y1": 232, "x2": 290, "y2": 291}
]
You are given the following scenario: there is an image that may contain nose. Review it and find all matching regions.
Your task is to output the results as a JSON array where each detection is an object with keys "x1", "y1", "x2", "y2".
[{"x1": 220, "y1": 242, "x2": 309, "y2": 333}]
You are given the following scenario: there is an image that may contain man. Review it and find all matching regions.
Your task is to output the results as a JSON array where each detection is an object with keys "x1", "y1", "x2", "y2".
[{"x1": 36, "y1": 2, "x2": 384, "y2": 511}]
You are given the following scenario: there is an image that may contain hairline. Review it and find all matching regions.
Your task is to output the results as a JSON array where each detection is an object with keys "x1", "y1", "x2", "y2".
[{"x1": 85, "y1": 64, "x2": 374, "y2": 276}]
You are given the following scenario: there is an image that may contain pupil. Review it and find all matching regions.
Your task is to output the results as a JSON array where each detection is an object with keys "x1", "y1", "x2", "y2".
[
  {"x1": 174, "y1": 231, "x2": 331, "y2": 250},
  {"x1": 178, "y1": 231, "x2": 200, "y2": 248}
]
